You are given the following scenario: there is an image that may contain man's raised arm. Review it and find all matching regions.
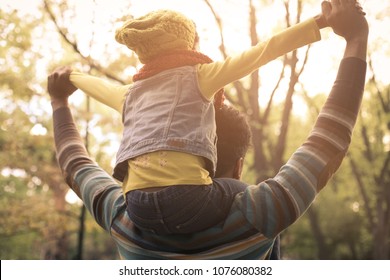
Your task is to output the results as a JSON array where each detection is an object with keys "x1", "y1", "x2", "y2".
[
  {"x1": 235, "y1": 0, "x2": 369, "y2": 237},
  {"x1": 48, "y1": 67, "x2": 94, "y2": 197}
]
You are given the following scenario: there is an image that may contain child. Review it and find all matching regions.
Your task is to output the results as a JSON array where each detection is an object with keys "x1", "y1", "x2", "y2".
[{"x1": 69, "y1": 9, "x2": 326, "y2": 234}]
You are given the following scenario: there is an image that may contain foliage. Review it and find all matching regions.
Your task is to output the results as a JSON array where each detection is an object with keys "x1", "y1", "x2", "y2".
[
  {"x1": 0, "y1": 5, "x2": 119, "y2": 259},
  {"x1": 282, "y1": 84, "x2": 390, "y2": 259},
  {"x1": 0, "y1": 0, "x2": 389, "y2": 259}
]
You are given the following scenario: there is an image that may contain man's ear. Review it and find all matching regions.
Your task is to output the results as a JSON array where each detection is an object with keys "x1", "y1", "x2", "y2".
[{"x1": 233, "y1": 157, "x2": 244, "y2": 180}]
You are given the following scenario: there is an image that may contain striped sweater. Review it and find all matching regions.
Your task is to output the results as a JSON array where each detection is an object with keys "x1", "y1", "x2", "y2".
[{"x1": 53, "y1": 57, "x2": 366, "y2": 259}]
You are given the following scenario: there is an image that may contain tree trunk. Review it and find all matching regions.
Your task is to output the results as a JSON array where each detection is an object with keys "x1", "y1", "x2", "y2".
[{"x1": 307, "y1": 207, "x2": 331, "y2": 259}]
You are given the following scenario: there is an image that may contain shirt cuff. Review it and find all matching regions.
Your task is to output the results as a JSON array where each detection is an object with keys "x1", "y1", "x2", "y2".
[{"x1": 328, "y1": 57, "x2": 367, "y2": 114}]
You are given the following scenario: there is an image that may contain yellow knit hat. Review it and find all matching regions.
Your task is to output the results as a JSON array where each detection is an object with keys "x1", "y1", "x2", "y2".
[{"x1": 115, "y1": 10, "x2": 196, "y2": 63}]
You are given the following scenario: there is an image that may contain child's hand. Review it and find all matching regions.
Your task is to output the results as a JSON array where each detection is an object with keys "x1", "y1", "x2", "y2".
[{"x1": 314, "y1": 1, "x2": 331, "y2": 29}]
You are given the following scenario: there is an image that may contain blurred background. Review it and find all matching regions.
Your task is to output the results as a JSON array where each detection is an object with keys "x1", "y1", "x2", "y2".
[{"x1": 0, "y1": 0, "x2": 389, "y2": 259}]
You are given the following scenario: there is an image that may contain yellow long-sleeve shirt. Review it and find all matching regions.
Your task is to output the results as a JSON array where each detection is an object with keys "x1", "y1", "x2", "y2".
[{"x1": 70, "y1": 18, "x2": 321, "y2": 191}]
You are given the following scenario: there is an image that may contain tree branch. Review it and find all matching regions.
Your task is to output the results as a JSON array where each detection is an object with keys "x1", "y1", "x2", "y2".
[
  {"x1": 261, "y1": 59, "x2": 287, "y2": 126},
  {"x1": 248, "y1": 0, "x2": 261, "y2": 122},
  {"x1": 375, "y1": 151, "x2": 390, "y2": 187},
  {"x1": 203, "y1": 0, "x2": 228, "y2": 58},
  {"x1": 43, "y1": 0, "x2": 127, "y2": 85},
  {"x1": 348, "y1": 155, "x2": 376, "y2": 230},
  {"x1": 297, "y1": 44, "x2": 311, "y2": 77},
  {"x1": 368, "y1": 55, "x2": 389, "y2": 113}
]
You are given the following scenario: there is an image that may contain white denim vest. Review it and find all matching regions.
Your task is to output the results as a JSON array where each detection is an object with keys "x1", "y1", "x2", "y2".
[{"x1": 113, "y1": 66, "x2": 217, "y2": 181}]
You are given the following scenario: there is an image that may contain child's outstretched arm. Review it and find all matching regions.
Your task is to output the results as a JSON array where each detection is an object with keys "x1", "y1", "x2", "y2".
[
  {"x1": 70, "y1": 72, "x2": 131, "y2": 113},
  {"x1": 198, "y1": 13, "x2": 327, "y2": 99}
]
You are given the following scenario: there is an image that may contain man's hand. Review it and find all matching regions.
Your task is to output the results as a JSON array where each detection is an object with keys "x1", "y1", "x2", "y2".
[
  {"x1": 323, "y1": 0, "x2": 368, "y2": 42},
  {"x1": 47, "y1": 66, "x2": 77, "y2": 110},
  {"x1": 314, "y1": 0, "x2": 366, "y2": 30},
  {"x1": 323, "y1": 0, "x2": 368, "y2": 60}
]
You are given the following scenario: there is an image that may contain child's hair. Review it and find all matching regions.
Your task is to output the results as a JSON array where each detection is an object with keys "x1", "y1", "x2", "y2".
[{"x1": 115, "y1": 10, "x2": 196, "y2": 63}]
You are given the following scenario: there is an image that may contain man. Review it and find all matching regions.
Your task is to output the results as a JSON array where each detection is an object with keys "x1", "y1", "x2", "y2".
[
  {"x1": 214, "y1": 105, "x2": 282, "y2": 259},
  {"x1": 48, "y1": 0, "x2": 368, "y2": 259}
]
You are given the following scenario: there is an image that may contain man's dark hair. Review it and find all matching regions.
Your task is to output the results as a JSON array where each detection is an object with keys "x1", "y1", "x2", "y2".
[{"x1": 215, "y1": 105, "x2": 252, "y2": 177}]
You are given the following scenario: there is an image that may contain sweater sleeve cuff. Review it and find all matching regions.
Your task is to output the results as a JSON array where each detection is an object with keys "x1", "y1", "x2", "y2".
[
  {"x1": 327, "y1": 57, "x2": 367, "y2": 114},
  {"x1": 336, "y1": 57, "x2": 367, "y2": 90},
  {"x1": 53, "y1": 106, "x2": 73, "y2": 124},
  {"x1": 307, "y1": 17, "x2": 322, "y2": 42},
  {"x1": 292, "y1": 17, "x2": 321, "y2": 43}
]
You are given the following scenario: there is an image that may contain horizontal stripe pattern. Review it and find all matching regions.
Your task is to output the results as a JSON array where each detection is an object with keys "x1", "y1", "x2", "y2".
[{"x1": 53, "y1": 57, "x2": 366, "y2": 259}]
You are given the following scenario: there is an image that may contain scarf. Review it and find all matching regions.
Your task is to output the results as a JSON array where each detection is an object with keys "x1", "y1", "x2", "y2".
[{"x1": 133, "y1": 49, "x2": 225, "y2": 109}]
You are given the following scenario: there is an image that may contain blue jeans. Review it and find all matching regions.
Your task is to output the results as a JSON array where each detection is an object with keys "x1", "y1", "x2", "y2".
[{"x1": 125, "y1": 178, "x2": 248, "y2": 234}]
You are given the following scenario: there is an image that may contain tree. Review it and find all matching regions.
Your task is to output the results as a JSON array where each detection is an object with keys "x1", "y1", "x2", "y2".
[
  {"x1": 0, "y1": 3, "x2": 118, "y2": 259},
  {"x1": 348, "y1": 58, "x2": 390, "y2": 259},
  {"x1": 1, "y1": 0, "x2": 388, "y2": 260},
  {"x1": 205, "y1": 0, "x2": 390, "y2": 259},
  {"x1": 0, "y1": 7, "x2": 71, "y2": 259}
]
